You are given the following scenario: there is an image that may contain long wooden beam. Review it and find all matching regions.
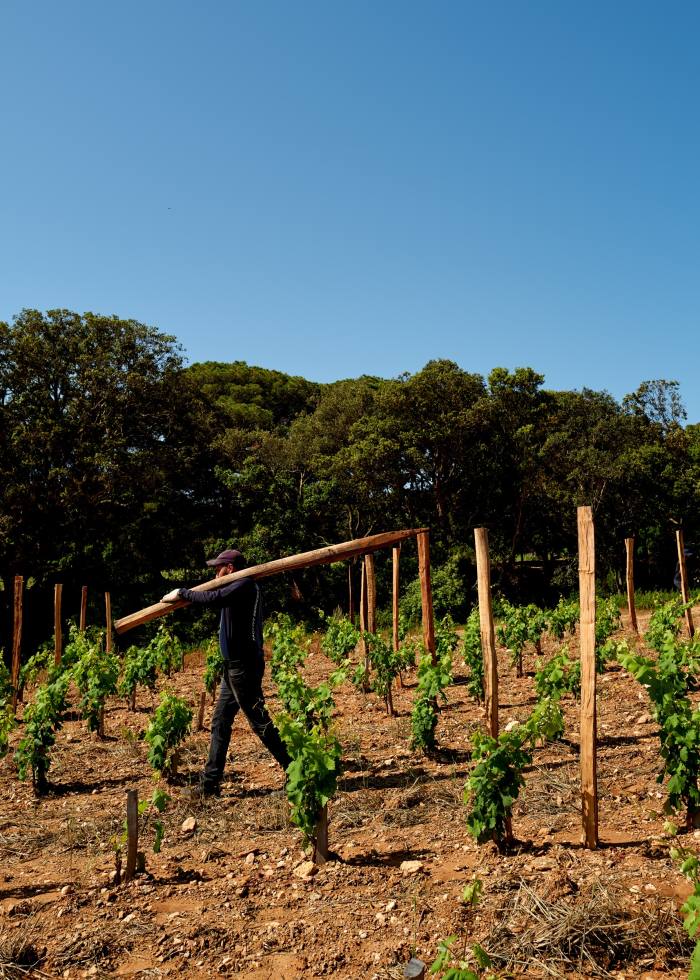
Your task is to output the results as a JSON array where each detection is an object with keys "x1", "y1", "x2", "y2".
[{"x1": 115, "y1": 527, "x2": 428, "y2": 634}]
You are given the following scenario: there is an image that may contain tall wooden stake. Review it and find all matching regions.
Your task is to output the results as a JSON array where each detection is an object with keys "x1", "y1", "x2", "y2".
[
  {"x1": 676, "y1": 530, "x2": 695, "y2": 638},
  {"x1": 80, "y1": 586, "x2": 88, "y2": 631},
  {"x1": 125, "y1": 789, "x2": 139, "y2": 882},
  {"x1": 197, "y1": 690, "x2": 207, "y2": 731},
  {"x1": 365, "y1": 554, "x2": 377, "y2": 635},
  {"x1": 417, "y1": 531, "x2": 436, "y2": 664},
  {"x1": 105, "y1": 592, "x2": 113, "y2": 653},
  {"x1": 348, "y1": 564, "x2": 355, "y2": 623},
  {"x1": 11, "y1": 576, "x2": 23, "y2": 711},
  {"x1": 359, "y1": 560, "x2": 368, "y2": 677},
  {"x1": 578, "y1": 505, "x2": 598, "y2": 849},
  {"x1": 54, "y1": 584, "x2": 63, "y2": 667},
  {"x1": 474, "y1": 528, "x2": 499, "y2": 739},
  {"x1": 625, "y1": 538, "x2": 638, "y2": 634},
  {"x1": 393, "y1": 546, "x2": 402, "y2": 688}
]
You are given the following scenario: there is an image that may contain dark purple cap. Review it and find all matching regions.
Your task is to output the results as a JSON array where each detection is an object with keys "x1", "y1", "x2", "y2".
[{"x1": 206, "y1": 548, "x2": 246, "y2": 569}]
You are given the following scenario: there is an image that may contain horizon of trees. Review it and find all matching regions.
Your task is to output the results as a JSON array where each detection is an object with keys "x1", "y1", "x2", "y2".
[{"x1": 2, "y1": 309, "x2": 699, "y2": 653}]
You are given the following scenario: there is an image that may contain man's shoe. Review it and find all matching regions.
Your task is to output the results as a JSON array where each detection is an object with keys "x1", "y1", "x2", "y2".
[{"x1": 181, "y1": 782, "x2": 220, "y2": 802}]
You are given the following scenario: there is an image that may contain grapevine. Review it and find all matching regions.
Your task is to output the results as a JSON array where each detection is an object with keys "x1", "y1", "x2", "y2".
[
  {"x1": 462, "y1": 608, "x2": 484, "y2": 703},
  {"x1": 145, "y1": 693, "x2": 193, "y2": 777}
]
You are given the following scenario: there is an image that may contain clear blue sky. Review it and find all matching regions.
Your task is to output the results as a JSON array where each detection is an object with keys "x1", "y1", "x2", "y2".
[{"x1": 2, "y1": 1, "x2": 699, "y2": 420}]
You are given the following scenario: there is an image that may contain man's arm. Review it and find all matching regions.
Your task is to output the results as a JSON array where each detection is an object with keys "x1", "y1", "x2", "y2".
[{"x1": 161, "y1": 578, "x2": 252, "y2": 606}]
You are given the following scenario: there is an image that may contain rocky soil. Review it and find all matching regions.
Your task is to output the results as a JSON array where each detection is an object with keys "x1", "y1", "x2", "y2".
[{"x1": 1, "y1": 608, "x2": 698, "y2": 978}]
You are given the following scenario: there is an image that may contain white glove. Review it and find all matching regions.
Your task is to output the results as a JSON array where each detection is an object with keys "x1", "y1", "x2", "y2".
[{"x1": 161, "y1": 589, "x2": 181, "y2": 603}]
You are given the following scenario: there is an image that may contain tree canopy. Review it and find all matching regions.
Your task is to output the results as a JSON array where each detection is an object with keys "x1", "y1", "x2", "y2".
[{"x1": 1, "y1": 309, "x2": 698, "y2": 646}]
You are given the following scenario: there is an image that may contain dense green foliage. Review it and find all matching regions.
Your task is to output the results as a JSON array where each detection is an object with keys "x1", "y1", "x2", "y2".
[
  {"x1": 270, "y1": 618, "x2": 343, "y2": 846},
  {"x1": 320, "y1": 614, "x2": 360, "y2": 664},
  {"x1": 497, "y1": 601, "x2": 547, "y2": 676},
  {"x1": 15, "y1": 673, "x2": 71, "y2": 791},
  {"x1": 619, "y1": 633, "x2": 700, "y2": 827},
  {"x1": 2, "y1": 309, "x2": 698, "y2": 660},
  {"x1": 72, "y1": 636, "x2": 119, "y2": 735}
]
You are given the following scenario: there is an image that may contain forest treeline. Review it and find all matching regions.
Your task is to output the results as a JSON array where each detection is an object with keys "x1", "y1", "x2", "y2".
[{"x1": 1, "y1": 309, "x2": 699, "y2": 648}]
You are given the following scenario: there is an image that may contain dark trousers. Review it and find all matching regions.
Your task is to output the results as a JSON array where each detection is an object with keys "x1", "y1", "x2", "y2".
[{"x1": 203, "y1": 658, "x2": 291, "y2": 789}]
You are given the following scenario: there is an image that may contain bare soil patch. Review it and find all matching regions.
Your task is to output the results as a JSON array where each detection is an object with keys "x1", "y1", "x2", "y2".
[{"x1": 1, "y1": 608, "x2": 697, "y2": 978}]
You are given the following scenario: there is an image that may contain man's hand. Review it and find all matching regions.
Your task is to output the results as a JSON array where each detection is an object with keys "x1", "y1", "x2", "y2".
[{"x1": 161, "y1": 589, "x2": 181, "y2": 603}]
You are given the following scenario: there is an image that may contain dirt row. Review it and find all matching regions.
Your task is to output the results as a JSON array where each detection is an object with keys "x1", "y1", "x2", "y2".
[{"x1": 0, "y1": 609, "x2": 698, "y2": 978}]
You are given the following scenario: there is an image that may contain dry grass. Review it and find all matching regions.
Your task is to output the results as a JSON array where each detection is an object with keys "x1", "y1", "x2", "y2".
[{"x1": 482, "y1": 877, "x2": 691, "y2": 977}]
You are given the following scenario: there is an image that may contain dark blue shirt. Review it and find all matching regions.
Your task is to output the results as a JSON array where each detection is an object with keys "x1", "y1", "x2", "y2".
[{"x1": 177, "y1": 577, "x2": 263, "y2": 665}]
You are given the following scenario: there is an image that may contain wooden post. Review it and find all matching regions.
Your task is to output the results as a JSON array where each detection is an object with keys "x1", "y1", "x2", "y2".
[
  {"x1": 364, "y1": 554, "x2": 377, "y2": 634},
  {"x1": 54, "y1": 584, "x2": 63, "y2": 667},
  {"x1": 348, "y1": 564, "x2": 355, "y2": 623},
  {"x1": 625, "y1": 538, "x2": 638, "y2": 634},
  {"x1": 105, "y1": 592, "x2": 113, "y2": 653},
  {"x1": 197, "y1": 690, "x2": 207, "y2": 731},
  {"x1": 393, "y1": 546, "x2": 402, "y2": 688},
  {"x1": 474, "y1": 528, "x2": 499, "y2": 739},
  {"x1": 116, "y1": 527, "x2": 427, "y2": 634},
  {"x1": 11, "y1": 576, "x2": 23, "y2": 712},
  {"x1": 359, "y1": 560, "x2": 368, "y2": 676},
  {"x1": 124, "y1": 789, "x2": 139, "y2": 882},
  {"x1": 578, "y1": 505, "x2": 598, "y2": 849},
  {"x1": 417, "y1": 531, "x2": 436, "y2": 664},
  {"x1": 80, "y1": 586, "x2": 88, "y2": 631},
  {"x1": 313, "y1": 804, "x2": 329, "y2": 864},
  {"x1": 676, "y1": 530, "x2": 695, "y2": 638}
]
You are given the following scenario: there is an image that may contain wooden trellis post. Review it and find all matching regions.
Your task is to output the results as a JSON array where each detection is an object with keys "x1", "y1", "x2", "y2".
[
  {"x1": 11, "y1": 576, "x2": 23, "y2": 711},
  {"x1": 80, "y1": 586, "x2": 88, "y2": 631},
  {"x1": 105, "y1": 592, "x2": 113, "y2": 653},
  {"x1": 474, "y1": 528, "x2": 499, "y2": 739},
  {"x1": 417, "y1": 531, "x2": 436, "y2": 664},
  {"x1": 393, "y1": 546, "x2": 402, "y2": 688},
  {"x1": 625, "y1": 538, "x2": 638, "y2": 634},
  {"x1": 359, "y1": 560, "x2": 368, "y2": 676},
  {"x1": 578, "y1": 505, "x2": 598, "y2": 849},
  {"x1": 197, "y1": 690, "x2": 207, "y2": 731},
  {"x1": 364, "y1": 554, "x2": 377, "y2": 634},
  {"x1": 54, "y1": 584, "x2": 63, "y2": 667},
  {"x1": 676, "y1": 530, "x2": 695, "y2": 638},
  {"x1": 348, "y1": 564, "x2": 355, "y2": 623}
]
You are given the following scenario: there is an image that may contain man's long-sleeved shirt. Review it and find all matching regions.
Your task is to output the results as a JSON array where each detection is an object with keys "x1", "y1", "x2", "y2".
[{"x1": 177, "y1": 577, "x2": 263, "y2": 665}]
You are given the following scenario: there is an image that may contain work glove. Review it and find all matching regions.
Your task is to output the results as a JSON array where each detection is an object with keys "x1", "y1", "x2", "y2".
[{"x1": 161, "y1": 589, "x2": 181, "y2": 603}]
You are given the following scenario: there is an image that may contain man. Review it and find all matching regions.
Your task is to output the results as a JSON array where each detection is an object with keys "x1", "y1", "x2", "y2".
[{"x1": 162, "y1": 548, "x2": 290, "y2": 797}]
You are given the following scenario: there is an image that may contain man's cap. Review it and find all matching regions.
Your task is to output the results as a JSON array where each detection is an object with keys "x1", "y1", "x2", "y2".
[{"x1": 206, "y1": 548, "x2": 246, "y2": 569}]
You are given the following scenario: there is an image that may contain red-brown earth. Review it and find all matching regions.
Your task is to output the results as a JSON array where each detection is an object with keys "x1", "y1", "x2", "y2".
[{"x1": 1, "y1": 608, "x2": 698, "y2": 978}]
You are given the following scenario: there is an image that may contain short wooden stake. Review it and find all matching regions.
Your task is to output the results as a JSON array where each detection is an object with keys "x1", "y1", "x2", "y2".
[
  {"x1": 197, "y1": 690, "x2": 207, "y2": 731},
  {"x1": 80, "y1": 586, "x2": 88, "y2": 631},
  {"x1": 365, "y1": 554, "x2": 377, "y2": 634},
  {"x1": 393, "y1": 546, "x2": 403, "y2": 688},
  {"x1": 54, "y1": 584, "x2": 63, "y2": 667},
  {"x1": 417, "y1": 531, "x2": 436, "y2": 664},
  {"x1": 313, "y1": 803, "x2": 329, "y2": 864},
  {"x1": 676, "y1": 530, "x2": 695, "y2": 638},
  {"x1": 474, "y1": 528, "x2": 499, "y2": 739},
  {"x1": 11, "y1": 576, "x2": 23, "y2": 712},
  {"x1": 105, "y1": 592, "x2": 113, "y2": 653},
  {"x1": 578, "y1": 505, "x2": 598, "y2": 849},
  {"x1": 625, "y1": 538, "x2": 638, "y2": 634},
  {"x1": 125, "y1": 789, "x2": 139, "y2": 881}
]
